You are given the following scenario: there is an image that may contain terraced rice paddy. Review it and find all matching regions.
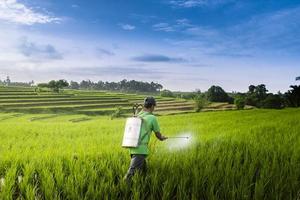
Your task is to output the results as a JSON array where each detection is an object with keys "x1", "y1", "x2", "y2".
[
  {"x1": 0, "y1": 86, "x2": 252, "y2": 117},
  {"x1": 0, "y1": 86, "x2": 197, "y2": 115}
]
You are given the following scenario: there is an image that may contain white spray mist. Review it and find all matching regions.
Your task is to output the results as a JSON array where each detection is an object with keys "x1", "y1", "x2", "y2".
[{"x1": 165, "y1": 132, "x2": 194, "y2": 151}]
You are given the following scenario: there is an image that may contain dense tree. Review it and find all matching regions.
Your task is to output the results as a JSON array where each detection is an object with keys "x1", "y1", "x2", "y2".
[
  {"x1": 38, "y1": 80, "x2": 69, "y2": 93},
  {"x1": 206, "y1": 85, "x2": 229, "y2": 102},
  {"x1": 57, "y1": 80, "x2": 69, "y2": 90},
  {"x1": 70, "y1": 79, "x2": 163, "y2": 93},
  {"x1": 70, "y1": 81, "x2": 80, "y2": 89},
  {"x1": 79, "y1": 80, "x2": 93, "y2": 89},
  {"x1": 262, "y1": 94, "x2": 284, "y2": 109},
  {"x1": 284, "y1": 85, "x2": 300, "y2": 107},
  {"x1": 245, "y1": 84, "x2": 268, "y2": 107},
  {"x1": 248, "y1": 85, "x2": 256, "y2": 93}
]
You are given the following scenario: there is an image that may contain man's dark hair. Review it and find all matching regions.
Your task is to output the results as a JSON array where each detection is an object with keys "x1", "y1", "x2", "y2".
[{"x1": 144, "y1": 96, "x2": 156, "y2": 108}]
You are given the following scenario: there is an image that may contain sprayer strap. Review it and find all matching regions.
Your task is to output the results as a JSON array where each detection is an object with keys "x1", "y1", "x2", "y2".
[
  {"x1": 140, "y1": 131, "x2": 148, "y2": 143},
  {"x1": 138, "y1": 117, "x2": 149, "y2": 145}
]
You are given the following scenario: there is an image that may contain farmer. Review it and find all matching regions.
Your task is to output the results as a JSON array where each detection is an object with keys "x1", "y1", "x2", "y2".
[{"x1": 124, "y1": 96, "x2": 168, "y2": 182}]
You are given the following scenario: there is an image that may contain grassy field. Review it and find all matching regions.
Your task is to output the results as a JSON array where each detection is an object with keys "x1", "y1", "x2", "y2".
[{"x1": 0, "y1": 108, "x2": 299, "y2": 199}]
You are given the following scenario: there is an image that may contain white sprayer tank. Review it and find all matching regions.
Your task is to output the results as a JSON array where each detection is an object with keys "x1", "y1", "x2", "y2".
[{"x1": 122, "y1": 117, "x2": 142, "y2": 147}]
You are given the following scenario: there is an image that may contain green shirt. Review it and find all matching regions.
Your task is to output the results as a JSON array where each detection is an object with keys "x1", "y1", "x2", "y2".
[{"x1": 129, "y1": 111, "x2": 160, "y2": 155}]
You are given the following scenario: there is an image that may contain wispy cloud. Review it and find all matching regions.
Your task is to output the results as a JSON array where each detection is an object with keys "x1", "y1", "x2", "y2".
[
  {"x1": 152, "y1": 19, "x2": 193, "y2": 32},
  {"x1": 0, "y1": 0, "x2": 61, "y2": 25},
  {"x1": 169, "y1": 0, "x2": 235, "y2": 8},
  {"x1": 19, "y1": 37, "x2": 63, "y2": 60},
  {"x1": 97, "y1": 48, "x2": 115, "y2": 56},
  {"x1": 152, "y1": 23, "x2": 175, "y2": 32},
  {"x1": 162, "y1": 6, "x2": 300, "y2": 58},
  {"x1": 231, "y1": 6, "x2": 300, "y2": 52},
  {"x1": 132, "y1": 54, "x2": 186, "y2": 63},
  {"x1": 119, "y1": 23, "x2": 136, "y2": 30}
]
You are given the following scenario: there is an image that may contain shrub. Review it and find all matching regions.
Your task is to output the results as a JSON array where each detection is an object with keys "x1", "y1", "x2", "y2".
[
  {"x1": 195, "y1": 95, "x2": 208, "y2": 112},
  {"x1": 234, "y1": 96, "x2": 246, "y2": 110}
]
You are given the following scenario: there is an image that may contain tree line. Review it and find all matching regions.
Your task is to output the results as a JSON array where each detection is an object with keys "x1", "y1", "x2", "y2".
[
  {"x1": 161, "y1": 76, "x2": 300, "y2": 110},
  {"x1": 2, "y1": 75, "x2": 300, "y2": 109},
  {"x1": 37, "y1": 79, "x2": 163, "y2": 93},
  {"x1": 0, "y1": 76, "x2": 34, "y2": 87}
]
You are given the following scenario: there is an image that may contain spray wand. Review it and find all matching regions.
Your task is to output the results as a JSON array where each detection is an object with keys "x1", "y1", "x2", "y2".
[{"x1": 167, "y1": 136, "x2": 189, "y2": 139}]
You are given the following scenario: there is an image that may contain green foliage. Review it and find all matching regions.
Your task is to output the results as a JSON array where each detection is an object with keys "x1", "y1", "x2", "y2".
[
  {"x1": 284, "y1": 85, "x2": 300, "y2": 107},
  {"x1": 261, "y1": 94, "x2": 284, "y2": 109},
  {"x1": 194, "y1": 95, "x2": 208, "y2": 112},
  {"x1": 39, "y1": 80, "x2": 69, "y2": 93},
  {"x1": 0, "y1": 109, "x2": 298, "y2": 199},
  {"x1": 234, "y1": 96, "x2": 246, "y2": 110},
  {"x1": 76, "y1": 79, "x2": 163, "y2": 93},
  {"x1": 69, "y1": 81, "x2": 80, "y2": 90},
  {"x1": 227, "y1": 96, "x2": 234, "y2": 104},
  {"x1": 206, "y1": 85, "x2": 229, "y2": 102},
  {"x1": 245, "y1": 84, "x2": 268, "y2": 107},
  {"x1": 160, "y1": 89, "x2": 175, "y2": 97}
]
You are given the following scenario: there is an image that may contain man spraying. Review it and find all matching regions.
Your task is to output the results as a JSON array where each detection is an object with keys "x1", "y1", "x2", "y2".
[{"x1": 124, "y1": 96, "x2": 168, "y2": 182}]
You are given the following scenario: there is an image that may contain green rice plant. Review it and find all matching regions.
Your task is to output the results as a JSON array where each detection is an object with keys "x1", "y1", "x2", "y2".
[{"x1": 0, "y1": 108, "x2": 299, "y2": 199}]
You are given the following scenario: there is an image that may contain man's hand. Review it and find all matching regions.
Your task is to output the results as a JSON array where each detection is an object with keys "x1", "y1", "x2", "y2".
[{"x1": 155, "y1": 132, "x2": 168, "y2": 141}]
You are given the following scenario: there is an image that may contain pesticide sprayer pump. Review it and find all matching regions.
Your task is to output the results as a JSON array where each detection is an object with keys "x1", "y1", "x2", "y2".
[{"x1": 121, "y1": 104, "x2": 144, "y2": 148}]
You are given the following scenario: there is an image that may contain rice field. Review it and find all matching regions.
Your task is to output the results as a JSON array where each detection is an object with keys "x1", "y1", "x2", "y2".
[
  {"x1": 0, "y1": 107, "x2": 299, "y2": 199},
  {"x1": 0, "y1": 86, "x2": 299, "y2": 199}
]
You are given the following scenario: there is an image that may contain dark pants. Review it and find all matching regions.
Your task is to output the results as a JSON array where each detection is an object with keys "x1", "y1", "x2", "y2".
[{"x1": 124, "y1": 154, "x2": 147, "y2": 182}]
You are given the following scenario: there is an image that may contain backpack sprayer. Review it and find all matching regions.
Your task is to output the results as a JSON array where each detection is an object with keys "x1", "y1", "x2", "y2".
[
  {"x1": 121, "y1": 102, "x2": 190, "y2": 148},
  {"x1": 122, "y1": 103, "x2": 143, "y2": 148}
]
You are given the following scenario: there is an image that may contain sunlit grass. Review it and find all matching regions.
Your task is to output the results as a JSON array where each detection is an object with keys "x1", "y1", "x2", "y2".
[{"x1": 0, "y1": 109, "x2": 299, "y2": 199}]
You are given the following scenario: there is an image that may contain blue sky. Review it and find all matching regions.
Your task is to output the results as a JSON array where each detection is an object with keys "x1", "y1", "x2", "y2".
[{"x1": 0, "y1": 0, "x2": 299, "y2": 92}]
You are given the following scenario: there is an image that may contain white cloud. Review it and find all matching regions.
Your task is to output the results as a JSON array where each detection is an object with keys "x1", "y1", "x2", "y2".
[
  {"x1": 119, "y1": 24, "x2": 136, "y2": 30},
  {"x1": 152, "y1": 23, "x2": 175, "y2": 32},
  {"x1": 0, "y1": 0, "x2": 61, "y2": 25},
  {"x1": 169, "y1": 0, "x2": 235, "y2": 8}
]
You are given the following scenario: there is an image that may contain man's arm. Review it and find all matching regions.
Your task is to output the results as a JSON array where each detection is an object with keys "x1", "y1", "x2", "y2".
[{"x1": 155, "y1": 132, "x2": 168, "y2": 141}]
